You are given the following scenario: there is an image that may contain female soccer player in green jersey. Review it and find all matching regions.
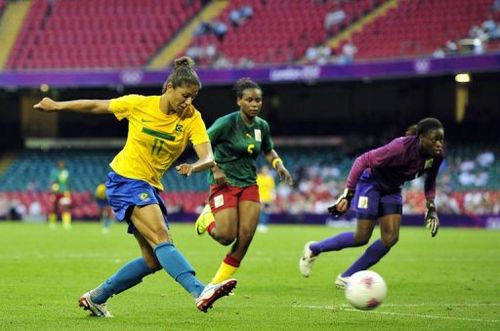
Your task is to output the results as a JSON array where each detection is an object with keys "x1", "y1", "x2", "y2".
[
  {"x1": 195, "y1": 78, "x2": 293, "y2": 285},
  {"x1": 34, "y1": 57, "x2": 236, "y2": 316}
]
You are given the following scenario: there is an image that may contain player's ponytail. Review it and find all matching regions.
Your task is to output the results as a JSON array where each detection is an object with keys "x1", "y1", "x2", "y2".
[
  {"x1": 405, "y1": 124, "x2": 418, "y2": 136},
  {"x1": 163, "y1": 56, "x2": 201, "y2": 92}
]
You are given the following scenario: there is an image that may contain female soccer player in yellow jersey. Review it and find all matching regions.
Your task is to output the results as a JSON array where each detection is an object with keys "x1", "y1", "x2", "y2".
[
  {"x1": 34, "y1": 57, "x2": 236, "y2": 316},
  {"x1": 195, "y1": 78, "x2": 293, "y2": 285}
]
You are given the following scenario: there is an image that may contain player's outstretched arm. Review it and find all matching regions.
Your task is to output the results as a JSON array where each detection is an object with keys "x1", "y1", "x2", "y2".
[{"x1": 34, "y1": 97, "x2": 111, "y2": 114}]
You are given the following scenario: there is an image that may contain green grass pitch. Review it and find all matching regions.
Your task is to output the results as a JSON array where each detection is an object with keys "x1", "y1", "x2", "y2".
[{"x1": 0, "y1": 221, "x2": 499, "y2": 330}]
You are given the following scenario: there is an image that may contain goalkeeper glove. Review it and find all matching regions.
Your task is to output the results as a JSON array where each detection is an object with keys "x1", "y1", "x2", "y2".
[
  {"x1": 424, "y1": 201, "x2": 439, "y2": 237},
  {"x1": 327, "y1": 189, "x2": 355, "y2": 217}
]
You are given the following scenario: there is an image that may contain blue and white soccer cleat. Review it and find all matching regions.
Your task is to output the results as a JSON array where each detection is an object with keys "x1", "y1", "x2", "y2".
[
  {"x1": 195, "y1": 278, "x2": 237, "y2": 312},
  {"x1": 79, "y1": 291, "x2": 113, "y2": 317}
]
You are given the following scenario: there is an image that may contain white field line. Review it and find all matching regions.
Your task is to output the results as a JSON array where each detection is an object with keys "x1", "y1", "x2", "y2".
[
  {"x1": 292, "y1": 304, "x2": 500, "y2": 323},
  {"x1": 344, "y1": 308, "x2": 499, "y2": 323}
]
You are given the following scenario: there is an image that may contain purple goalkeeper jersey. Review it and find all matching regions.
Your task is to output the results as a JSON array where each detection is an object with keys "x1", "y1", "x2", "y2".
[{"x1": 345, "y1": 136, "x2": 443, "y2": 199}]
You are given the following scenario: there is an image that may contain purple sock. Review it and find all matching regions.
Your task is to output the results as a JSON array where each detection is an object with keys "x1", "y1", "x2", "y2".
[
  {"x1": 342, "y1": 239, "x2": 390, "y2": 277},
  {"x1": 310, "y1": 232, "x2": 360, "y2": 255}
]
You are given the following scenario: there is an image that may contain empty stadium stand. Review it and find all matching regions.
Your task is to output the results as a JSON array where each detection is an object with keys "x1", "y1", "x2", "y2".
[
  {"x1": 341, "y1": 0, "x2": 496, "y2": 59},
  {"x1": 2, "y1": 0, "x2": 500, "y2": 69},
  {"x1": 184, "y1": 0, "x2": 381, "y2": 66},
  {"x1": 6, "y1": 0, "x2": 202, "y2": 69}
]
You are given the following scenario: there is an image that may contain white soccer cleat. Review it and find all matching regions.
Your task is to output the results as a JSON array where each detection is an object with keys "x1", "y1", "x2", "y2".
[
  {"x1": 335, "y1": 274, "x2": 350, "y2": 289},
  {"x1": 195, "y1": 279, "x2": 237, "y2": 313},
  {"x1": 299, "y1": 241, "x2": 317, "y2": 277},
  {"x1": 78, "y1": 292, "x2": 113, "y2": 317}
]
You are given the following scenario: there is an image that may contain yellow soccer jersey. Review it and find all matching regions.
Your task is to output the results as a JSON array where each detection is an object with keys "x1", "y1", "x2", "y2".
[
  {"x1": 109, "y1": 94, "x2": 209, "y2": 191},
  {"x1": 257, "y1": 173, "x2": 275, "y2": 204}
]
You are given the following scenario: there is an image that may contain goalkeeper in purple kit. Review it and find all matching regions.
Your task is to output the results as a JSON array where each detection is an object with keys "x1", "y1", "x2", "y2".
[{"x1": 300, "y1": 118, "x2": 444, "y2": 288}]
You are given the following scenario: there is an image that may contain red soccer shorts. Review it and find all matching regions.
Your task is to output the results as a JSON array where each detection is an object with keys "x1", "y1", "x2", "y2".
[{"x1": 208, "y1": 184, "x2": 260, "y2": 212}]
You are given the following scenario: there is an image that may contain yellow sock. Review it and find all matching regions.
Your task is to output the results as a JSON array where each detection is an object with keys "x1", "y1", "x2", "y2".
[
  {"x1": 62, "y1": 212, "x2": 72, "y2": 229},
  {"x1": 48, "y1": 213, "x2": 57, "y2": 227},
  {"x1": 211, "y1": 260, "x2": 239, "y2": 284}
]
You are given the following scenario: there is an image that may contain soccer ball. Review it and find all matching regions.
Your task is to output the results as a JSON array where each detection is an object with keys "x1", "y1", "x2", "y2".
[{"x1": 345, "y1": 270, "x2": 387, "y2": 310}]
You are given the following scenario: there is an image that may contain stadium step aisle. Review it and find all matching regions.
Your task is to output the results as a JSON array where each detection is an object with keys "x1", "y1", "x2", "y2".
[
  {"x1": 325, "y1": 0, "x2": 399, "y2": 52},
  {"x1": 0, "y1": 0, "x2": 31, "y2": 69},
  {"x1": 148, "y1": 0, "x2": 230, "y2": 69},
  {"x1": 0, "y1": 150, "x2": 18, "y2": 177},
  {"x1": 344, "y1": 0, "x2": 495, "y2": 59}
]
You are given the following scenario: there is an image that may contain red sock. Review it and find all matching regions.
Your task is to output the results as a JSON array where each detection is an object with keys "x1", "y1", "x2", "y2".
[
  {"x1": 224, "y1": 255, "x2": 241, "y2": 267},
  {"x1": 207, "y1": 221, "x2": 216, "y2": 235}
]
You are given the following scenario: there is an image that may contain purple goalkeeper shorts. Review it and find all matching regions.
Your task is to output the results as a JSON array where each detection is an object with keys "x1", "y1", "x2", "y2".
[{"x1": 352, "y1": 170, "x2": 403, "y2": 220}]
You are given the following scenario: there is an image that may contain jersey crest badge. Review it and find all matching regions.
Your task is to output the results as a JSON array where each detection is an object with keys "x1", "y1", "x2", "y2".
[
  {"x1": 139, "y1": 192, "x2": 150, "y2": 201},
  {"x1": 358, "y1": 196, "x2": 368, "y2": 209},
  {"x1": 254, "y1": 129, "x2": 262, "y2": 142},
  {"x1": 424, "y1": 158, "x2": 434, "y2": 169},
  {"x1": 214, "y1": 194, "x2": 224, "y2": 208},
  {"x1": 175, "y1": 124, "x2": 184, "y2": 133}
]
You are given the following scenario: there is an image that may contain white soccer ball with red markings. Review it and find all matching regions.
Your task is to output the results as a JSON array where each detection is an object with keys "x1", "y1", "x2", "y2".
[{"x1": 345, "y1": 270, "x2": 387, "y2": 310}]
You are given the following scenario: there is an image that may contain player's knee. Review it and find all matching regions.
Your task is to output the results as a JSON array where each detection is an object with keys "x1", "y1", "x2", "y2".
[
  {"x1": 354, "y1": 233, "x2": 370, "y2": 245},
  {"x1": 141, "y1": 251, "x2": 161, "y2": 272},
  {"x1": 144, "y1": 258, "x2": 161, "y2": 272},
  {"x1": 218, "y1": 235, "x2": 236, "y2": 246},
  {"x1": 381, "y1": 234, "x2": 399, "y2": 247},
  {"x1": 145, "y1": 227, "x2": 171, "y2": 245}
]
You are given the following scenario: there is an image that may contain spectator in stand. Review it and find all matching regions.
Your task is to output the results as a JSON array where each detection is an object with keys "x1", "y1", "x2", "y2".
[
  {"x1": 432, "y1": 47, "x2": 446, "y2": 59},
  {"x1": 324, "y1": 9, "x2": 346, "y2": 34},
  {"x1": 237, "y1": 57, "x2": 255, "y2": 68},
  {"x1": 306, "y1": 44, "x2": 332, "y2": 65},
  {"x1": 194, "y1": 22, "x2": 211, "y2": 37},
  {"x1": 210, "y1": 21, "x2": 228, "y2": 41},
  {"x1": 229, "y1": 5, "x2": 253, "y2": 28},
  {"x1": 229, "y1": 8, "x2": 243, "y2": 27},
  {"x1": 435, "y1": 191, "x2": 460, "y2": 214},
  {"x1": 493, "y1": 0, "x2": 500, "y2": 12},
  {"x1": 482, "y1": 15, "x2": 499, "y2": 39},
  {"x1": 241, "y1": 5, "x2": 253, "y2": 19},
  {"x1": 339, "y1": 40, "x2": 357, "y2": 64},
  {"x1": 213, "y1": 53, "x2": 232, "y2": 68},
  {"x1": 445, "y1": 40, "x2": 458, "y2": 55},
  {"x1": 477, "y1": 150, "x2": 495, "y2": 168}
]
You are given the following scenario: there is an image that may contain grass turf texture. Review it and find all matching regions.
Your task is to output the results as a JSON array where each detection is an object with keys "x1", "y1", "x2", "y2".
[{"x1": 0, "y1": 222, "x2": 499, "y2": 330}]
